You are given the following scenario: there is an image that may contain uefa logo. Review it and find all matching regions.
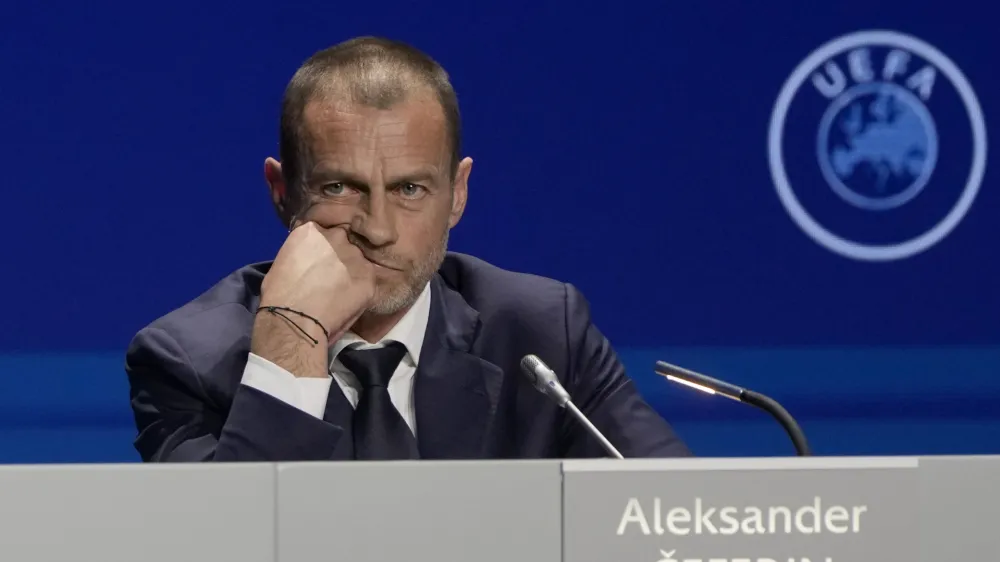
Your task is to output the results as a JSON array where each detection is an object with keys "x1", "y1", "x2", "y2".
[{"x1": 768, "y1": 30, "x2": 987, "y2": 261}]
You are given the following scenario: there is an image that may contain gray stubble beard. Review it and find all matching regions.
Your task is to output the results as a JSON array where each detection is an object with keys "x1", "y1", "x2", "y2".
[{"x1": 365, "y1": 229, "x2": 449, "y2": 316}]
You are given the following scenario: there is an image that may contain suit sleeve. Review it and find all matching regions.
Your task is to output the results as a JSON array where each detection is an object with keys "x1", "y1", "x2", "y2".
[
  {"x1": 558, "y1": 284, "x2": 691, "y2": 458},
  {"x1": 126, "y1": 326, "x2": 343, "y2": 462}
]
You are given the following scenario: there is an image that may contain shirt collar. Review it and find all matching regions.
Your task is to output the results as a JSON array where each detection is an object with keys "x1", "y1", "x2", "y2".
[{"x1": 329, "y1": 281, "x2": 432, "y2": 369}]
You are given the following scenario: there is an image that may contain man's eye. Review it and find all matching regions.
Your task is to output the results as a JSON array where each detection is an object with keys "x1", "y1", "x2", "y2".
[
  {"x1": 321, "y1": 182, "x2": 346, "y2": 196},
  {"x1": 398, "y1": 183, "x2": 425, "y2": 198}
]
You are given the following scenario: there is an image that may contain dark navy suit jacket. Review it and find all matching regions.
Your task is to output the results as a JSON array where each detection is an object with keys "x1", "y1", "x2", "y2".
[{"x1": 125, "y1": 252, "x2": 690, "y2": 461}]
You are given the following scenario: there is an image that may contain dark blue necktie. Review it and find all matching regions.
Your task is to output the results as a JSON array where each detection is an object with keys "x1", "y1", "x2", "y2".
[{"x1": 338, "y1": 342, "x2": 418, "y2": 460}]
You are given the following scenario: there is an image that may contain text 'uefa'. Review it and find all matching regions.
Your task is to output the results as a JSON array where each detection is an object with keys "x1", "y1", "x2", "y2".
[{"x1": 811, "y1": 47, "x2": 936, "y2": 101}]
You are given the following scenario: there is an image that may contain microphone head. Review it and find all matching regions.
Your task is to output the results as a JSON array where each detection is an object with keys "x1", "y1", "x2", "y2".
[
  {"x1": 519, "y1": 354, "x2": 571, "y2": 407},
  {"x1": 519, "y1": 354, "x2": 544, "y2": 386}
]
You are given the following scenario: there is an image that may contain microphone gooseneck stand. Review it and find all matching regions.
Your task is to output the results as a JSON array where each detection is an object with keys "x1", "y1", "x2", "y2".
[{"x1": 655, "y1": 360, "x2": 812, "y2": 457}]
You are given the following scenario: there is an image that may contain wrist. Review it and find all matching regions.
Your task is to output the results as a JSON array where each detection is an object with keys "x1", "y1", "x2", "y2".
[
  {"x1": 251, "y1": 312, "x2": 329, "y2": 378},
  {"x1": 256, "y1": 305, "x2": 330, "y2": 343}
]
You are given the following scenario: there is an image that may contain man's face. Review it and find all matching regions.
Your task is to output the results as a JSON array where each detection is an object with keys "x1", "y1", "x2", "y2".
[{"x1": 279, "y1": 91, "x2": 469, "y2": 316}]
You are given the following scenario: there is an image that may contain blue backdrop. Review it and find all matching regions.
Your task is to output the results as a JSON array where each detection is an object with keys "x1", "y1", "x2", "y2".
[{"x1": 1, "y1": 0, "x2": 996, "y2": 462}]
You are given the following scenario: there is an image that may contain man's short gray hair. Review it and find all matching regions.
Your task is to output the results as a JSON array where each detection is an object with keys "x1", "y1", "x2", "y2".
[{"x1": 279, "y1": 36, "x2": 462, "y2": 201}]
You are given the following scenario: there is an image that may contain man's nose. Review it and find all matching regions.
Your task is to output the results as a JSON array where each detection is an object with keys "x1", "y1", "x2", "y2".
[{"x1": 351, "y1": 188, "x2": 397, "y2": 247}]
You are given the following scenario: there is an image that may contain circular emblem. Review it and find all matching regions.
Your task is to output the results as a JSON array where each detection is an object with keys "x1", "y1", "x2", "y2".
[{"x1": 768, "y1": 30, "x2": 987, "y2": 261}]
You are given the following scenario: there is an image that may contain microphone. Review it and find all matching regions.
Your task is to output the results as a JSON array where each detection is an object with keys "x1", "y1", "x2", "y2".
[
  {"x1": 520, "y1": 354, "x2": 624, "y2": 459},
  {"x1": 654, "y1": 360, "x2": 812, "y2": 457}
]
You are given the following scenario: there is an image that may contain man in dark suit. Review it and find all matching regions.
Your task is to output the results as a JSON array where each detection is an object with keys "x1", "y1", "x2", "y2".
[{"x1": 126, "y1": 36, "x2": 689, "y2": 462}]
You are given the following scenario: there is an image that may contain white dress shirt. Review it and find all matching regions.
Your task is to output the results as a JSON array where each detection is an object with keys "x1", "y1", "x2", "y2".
[{"x1": 240, "y1": 282, "x2": 431, "y2": 435}]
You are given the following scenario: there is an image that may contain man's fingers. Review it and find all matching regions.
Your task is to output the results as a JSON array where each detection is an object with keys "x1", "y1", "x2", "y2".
[{"x1": 318, "y1": 223, "x2": 351, "y2": 245}]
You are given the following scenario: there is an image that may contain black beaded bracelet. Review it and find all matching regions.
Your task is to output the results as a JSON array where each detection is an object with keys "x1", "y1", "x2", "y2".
[{"x1": 256, "y1": 306, "x2": 330, "y2": 346}]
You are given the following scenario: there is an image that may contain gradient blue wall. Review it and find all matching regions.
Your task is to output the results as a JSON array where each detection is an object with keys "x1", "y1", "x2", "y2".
[{"x1": 0, "y1": 0, "x2": 995, "y2": 462}]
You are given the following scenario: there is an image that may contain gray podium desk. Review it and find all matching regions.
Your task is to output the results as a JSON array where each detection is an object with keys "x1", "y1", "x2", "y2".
[
  {"x1": 0, "y1": 462, "x2": 276, "y2": 562},
  {"x1": 277, "y1": 460, "x2": 562, "y2": 562},
  {"x1": 563, "y1": 456, "x2": 1000, "y2": 562},
  {"x1": 0, "y1": 456, "x2": 996, "y2": 562}
]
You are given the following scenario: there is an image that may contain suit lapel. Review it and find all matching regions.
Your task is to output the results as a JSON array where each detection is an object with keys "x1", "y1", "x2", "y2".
[{"x1": 414, "y1": 276, "x2": 502, "y2": 459}]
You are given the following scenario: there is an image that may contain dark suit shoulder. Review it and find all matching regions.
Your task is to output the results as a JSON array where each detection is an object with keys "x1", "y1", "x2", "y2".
[
  {"x1": 435, "y1": 253, "x2": 584, "y2": 373},
  {"x1": 126, "y1": 262, "x2": 271, "y2": 400},
  {"x1": 438, "y1": 252, "x2": 571, "y2": 320}
]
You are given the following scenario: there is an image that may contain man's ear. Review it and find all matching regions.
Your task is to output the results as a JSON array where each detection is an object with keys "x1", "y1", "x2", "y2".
[
  {"x1": 264, "y1": 157, "x2": 291, "y2": 227},
  {"x1": 449, "y1": 157, "x2": 472, "y2": 228}
]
